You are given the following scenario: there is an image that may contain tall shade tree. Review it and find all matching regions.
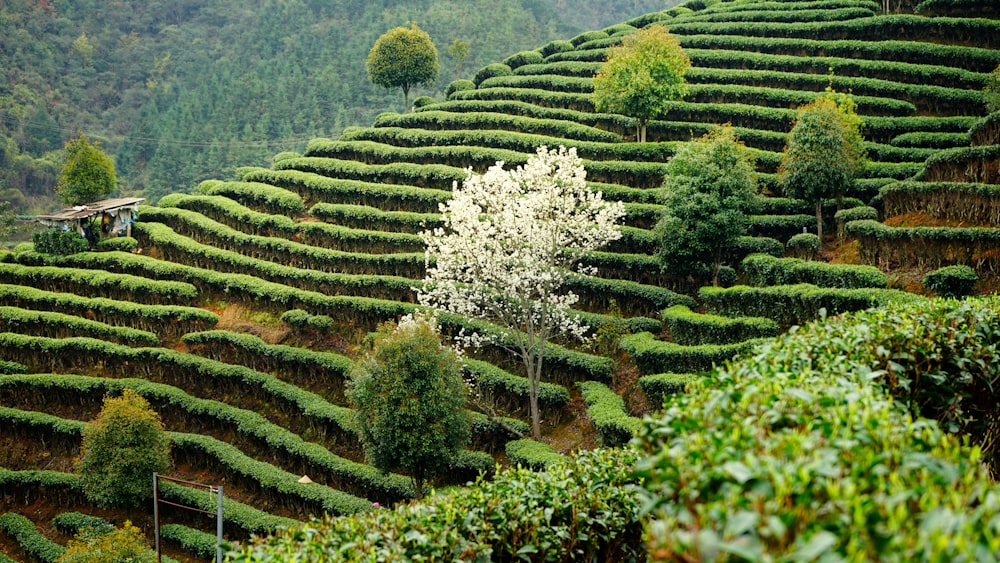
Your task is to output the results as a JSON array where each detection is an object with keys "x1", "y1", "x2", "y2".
[
  {"x1": 419, "y1": 146, "x2": 625, "y2": 440},
  {"x1": 778, "y1": 93, "x2": 866, "y2": 245},
  {"x1": 656, "y1": 126, "x2": 758, "y2": 286},
  {"x1": 366, "y1": 22, "x2": 440, "y2": 113},
  {"x1": 56, "y1": 132, "x2": 117, "y2": 205},
  {"x1": 592, "y1": 24, "x2": 690, "y2": 142},
  {"x1": 76, "y1": 389, "x2": 171, "y2": 510},
  {"x1": 346, "y1": 313, "x2": 470, "y2": 499}
]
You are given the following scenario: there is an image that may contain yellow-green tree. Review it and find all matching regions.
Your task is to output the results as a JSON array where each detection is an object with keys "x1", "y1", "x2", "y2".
[
  {"x1": 593, "y1": 25, "x2": 690, "y2": 142},
  {"x1": 367, "y1": 23, "x2": 440, "y2": 113},
  {"x1": 76, "y1": 389, "x2": 171, "y2": 510},
  {"x1": 56, "y1": 132, "x2": 117, "y2": 205},
  {"x1": 56, "y1": 521, "x2": 156, "y2": 563},
  {"x1": 778, "y1": 93, "x2": 866, "y2": 245}
]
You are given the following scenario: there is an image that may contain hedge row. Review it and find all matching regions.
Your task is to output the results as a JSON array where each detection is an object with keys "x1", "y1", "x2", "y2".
[
  {"x1": 309, "y1": 202, "x2": 440, "y2": 234},
  {"x1": 890, "y1": 131, "x2": 969, "y2": 149},
  {"x1": 676, "y1": 34, "x2": 1000, "y2": 73},
  {"x1": 0, "y1": 371, "x2": 415, "y2": 505},
  {"x1": 0, "y1": 305, "x2": 159, "y2": 346},
  {"x1": 50, "y1": 512, "x2": 114, "y2": 537},
  {"x1": 139, "y1": 206, "x2": 426, "y2": 278},
  {"x1": 619, "y1": 331, "x2": 769, "y2": 376},
  {"x1": 699, "y1": 283, "x2": 921, "y2": 327},
  {"x1": 274, "y1": 156, "x2": 467, "y2": 193},
  {"x1": 0, "y1": 283, "x2": 217, "y2": 340},
  {"x1": 684, "y1": 82, "x2": 916, "y2": 117},
  {"x1": 969, "y1": 112, "x2": 1000, "y2": 147},
  {"x1": 160, "y1": 524, "x2": 231, "y2": 562},
  {"x1": 846, "y1": 219, "x2": 1000, "y2": 271},
  {"x1": 345, "y1": 124, "x2": 683, "y2": 165},
  {"x1": 742, "y1": 253, "x2": 888, "y2": 289},
  {"x1": 503, "y1": 438, "x2": 566, "y2": 471},
  {"x1": 301, "y1": 139, "x2": 671, "y2": 189},
  {"x1": 667, "y1": 15, "x2": 1000, "y2": 51},
  {"x1": 479, "y1": 73, "x2": 593, "y2": 94},
  {"x1": 0, "y1": 512, "x2": 65, "y2": 563},
  {"x1": 685, "y1": 47, "x2": 988, "y2": 92},
  {"x1": 634, "y1": 296, "x2": 1000, "y2": 560},
  {"x1": 371, "y1": 109, "x2": 620, "y2": 143},
  {"x1": 637, "y1": 372, "x2": 699, "y2": 409},
  {"x1": 914, "y1": 144, "x2": 1000, "y2": 184},
  {"x1": 747, "y1": 214, "x2": 816, "y2": 241},
  {"x1": 578, "y1": 380, "x2": 641, "y2": 448},
  {"x1": 916, "y1": 0, "x2": 1000, "y2": 18},
  {"x1": 670, "y1": 6, "x2": 876, "y2": 24},
  {"x1": 564, "y1": 272, "x2": 697, "y2": 318},
  {"x1": 239, "y1": 167, "x2": 451, "y2": 215},
  {"x1": 662, "y1": 305, "x2": 779, "y2": 346},
  {"x1": 158, "y1": 193, "x2": 425, "y2": 254},
  {"x1": 197, "y1": 179, "x2": 305, "y2": 217},
  {"x1": 464, "y1": 358, "x2": 570, "y2": 418},
  {"x1": 133, "y1": 222, "x2": 417, "y2": 303},
  {"x1": 878, "y1": 181, "x2": 1000, "y2": 225},
  {"x1": 181, "y1": 330, "x2": 354, "y2": 403},
  {"x1": 0, "y1": 261, "x2": 197, "y2": 305}
]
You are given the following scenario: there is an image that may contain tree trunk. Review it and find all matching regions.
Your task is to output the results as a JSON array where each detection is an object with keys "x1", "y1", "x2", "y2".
[
  {"x1": 815, "y1": 198, "x2": 824, "y2": 248},
  {"x1": 414, "y1": 468, "x2": 424, "y2": 499},
  {"x1": 403, "y1": 86, "x2": 411, "y2": 113},
  {"x1": 529, "y1": 351, "x2": 543, "y2": 440},
  {"x1": 638, "y1": 119, "x2": 647, "y2": 143}
]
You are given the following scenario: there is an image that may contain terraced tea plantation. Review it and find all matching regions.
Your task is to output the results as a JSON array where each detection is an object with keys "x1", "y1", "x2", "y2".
[{"x1": 2, "y1": 0, "x2": 1000, "y2": 560}]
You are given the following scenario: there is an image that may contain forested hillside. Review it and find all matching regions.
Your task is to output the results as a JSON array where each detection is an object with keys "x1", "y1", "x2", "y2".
[{"x1": 0, "y1": 0, "x2": 669, "y2": 212}]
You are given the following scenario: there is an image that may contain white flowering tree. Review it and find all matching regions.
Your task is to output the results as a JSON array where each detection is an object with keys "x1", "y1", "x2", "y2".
[{"x1": 419, "y1": 146, "x2": 625, "y2": 440}]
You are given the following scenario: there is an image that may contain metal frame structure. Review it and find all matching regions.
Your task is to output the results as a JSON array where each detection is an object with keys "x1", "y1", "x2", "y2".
[{"x1": 152, "y1": 473, "x2": 224, "y2": 563}]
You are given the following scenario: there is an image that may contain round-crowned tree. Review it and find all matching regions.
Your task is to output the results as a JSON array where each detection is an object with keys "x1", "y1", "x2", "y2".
[
  {"x1": 76, "y1": 389, "x2": 171, "y2": 510},
  {"x1": 366, "y1": 22, "x2": 440, "y2": 113},
  {"x1": 56, "y1": 132, "x2": 117, "y2": 205},
  {"x1": 347, "y1": 313, "x2": 470, "y2": 498}
]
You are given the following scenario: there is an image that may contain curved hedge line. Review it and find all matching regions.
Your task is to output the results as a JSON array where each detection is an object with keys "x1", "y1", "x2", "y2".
[
  {"x1": 578, "y1": 381, "x2": 640, "y2": 448},
  {"x1": 371, "y1": 110, "x2": 621, "y2": 143},
  {"x1": 0, "y1": 261, "x2": 198, "y2": 305},
  {"x1": 0, "y1": 305, "x2": 159, "y2": 346},
  {"x1": 638, "y1": 372, "x2": 699, "y2": 408},
  {"x1": 878, "y1": 181, "x2": 1000, "y2": 225},
  {"x1": 619, "y1": 332, "x2": 768, "y2": 376},
  {"x1": 846, "y1": 219, "x2": 1000, "y2": 271},
  {"x1": 662, "y1": 305, "x2": 780, "y2": 346},
  {"x1": 742, "y1": 253, "x2": 888, "y2": 289},
  {"x1": 0, "y1": 512, "x2": 64, "y2": 563},
  {"x1": 197, "y1": 180, "x2": 305, "y2": 217},
  {"x1": 699, "y1": 283, "x2": 921, "y2": 327}
]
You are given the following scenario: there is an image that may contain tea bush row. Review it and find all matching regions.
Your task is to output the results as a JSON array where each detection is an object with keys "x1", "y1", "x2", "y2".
[
  {"x1": 914, "y1": 144, "x2": 1000, "y2": 184},
  {"x1": 698, "y1": 283, "x2": 921, "y2": 327},
  {"x1": 0, "y1": 512, "x2": 64, "y2": 563},
  {"x1": 578, "y1": 381, "x2": 640, "y2": 447},
  {"x1": 0, "y1": 372, "x2": 416, "y2": 504},
  {"x1": 503, "y1": 438, "x2": 566, "y2": 471},
  {"x1": 876, "y1": 181, "x2": 1000, "y2": 224},
  {"x1": 662, "y1": 305, "x2": 779, "y2": 346},
  {"x1": 309, "y1": 202, "x2": 440, "y2": 234},
  {"x1": 0, "y1": 283, "x2": 217, "y2": 340},
  {"x1": 638, "y1": 372, "x2": 700, "y2": 408},
  {"x1": 372, "y1": 109, "x2": 620, "y2": 143},
  {"x1": 619, "y1": 332, "x2": 768, "y2": 376},
  {"x1": 0, "y1": 261, "x2": 197, "y2": 305},
  {"x1": 742, "y1": 253, "x2": 888, "y2": 289},
  {"x1": 139, "y1": 207, "x2": 426, "y2": 277},
  {"x1": 159, "y1": 193, "x2": 425, "y2": 254},
  {"x1": 747, "y1": 214, "x2": 816, "y2": 241},
  {"x1": 0, "y1": 305, "x2": 159, "y2": 346},
  {"x1": 197, "y1": 180, "x2": 304, "y2": 217},
  {"x1": 848, "y1": 220, "x2": 1000, "y2": 272},
  {"x1": 50, "y1": 512, "x2": 114, "y2": 537},
  {"x1": 275, "y1": 156, "x2": 467, "y2": 192},
  {"x1": 670, "y1": 6, "x2": 875, "y2": 24}
]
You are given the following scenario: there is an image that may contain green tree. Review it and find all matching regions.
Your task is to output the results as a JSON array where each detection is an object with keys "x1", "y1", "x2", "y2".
[
  {"x1": 346, "y1": 313, "x2": 471, "y2": 498},
  {"x1": 76, "y1": 389, "x2": 171, "y2": 510},
  {"x1": 0, "y1": 201, "x2": 19, "y2": 240},
  {"x1": 56, "y1": 133, "x2": 117, "y2": 205},
  {"x1": 448, "y1": 38, "x2": 471, "y2": 76},
  {"x1": 366, "y1": 23, "x2": 440, "y2": 113},
  {"x1": 56, "y1": 521, "x2": 156, "y2": 563},
  {"x1": 593, "y1": 24, "x2": 690, "y2": 142},
  {"x1": 778, "y1": 94, "x2": 865, "y2": 245},
  {"x1": 655, "y1": 126, "x2": 758, "y2": 286}
]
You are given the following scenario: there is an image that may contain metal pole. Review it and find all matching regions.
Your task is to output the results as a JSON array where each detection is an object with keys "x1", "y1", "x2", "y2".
[
  {"x1": 216, "y1": 485, "x2": 223, "y2": 563},
  {"x1": 153, "y1": 473, "x2": 161, "y2": 563}
]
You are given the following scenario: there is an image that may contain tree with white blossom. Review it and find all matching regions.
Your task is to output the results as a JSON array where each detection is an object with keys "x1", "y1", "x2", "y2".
[{"x1": 419, "y1": 146, "x2": 625, "y2": 440}]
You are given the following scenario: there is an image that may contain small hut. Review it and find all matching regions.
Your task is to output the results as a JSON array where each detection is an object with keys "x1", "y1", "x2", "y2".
[{"x1": 36, "y1": 197, "x2": 144, "y2": 243}]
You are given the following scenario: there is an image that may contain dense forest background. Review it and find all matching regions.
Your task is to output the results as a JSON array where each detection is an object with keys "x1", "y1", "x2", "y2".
[{"x1": 0, "y1": 0, "x2": 674, "y2": 213}]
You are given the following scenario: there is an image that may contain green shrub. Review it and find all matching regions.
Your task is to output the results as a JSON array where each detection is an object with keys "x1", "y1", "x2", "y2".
[
  {"x1": 785, "y1": 232, "x2": 820, "y2": 260},
  {"x1": 834, "y1": 205, "x2": 878, "y2": 224},
  {"x1": 634, "y1": 296, "x2": 1000, "y2": 560},
  {"x1": 504, "y1": 438, "x2": 564, "y2": 471},
  {"x1": 50, "y1": 513, "x2": 114, "y2": 538},
  {"x1": 662, "y1": 305, "x2": 780, "y2": 346},
  {"x1": 638, "y1": 372, "x2": 699, "y2": 408},
  {"x1": 578, "y1": 381, "x2": 640, "y2": 447},
  {"x1": 502, "y1": 50, "x2": 543, "y2": 69},
  {"x1": 160, "y1": 524, "x2": 231, "y2": 562},
  {"x1": 197, "y1": 180, "x2": 304, "y2": 217},
  {"x1": 539, "y1": 39, "x2": 575, "y2": 57},
  {"x1": 472, "y1": 63, "x2": 512, "y2": 86},
  {"x1": 57, "y1": 521, "x2": 157, "y2": 563},
  {"x1": 0, "y1": 359, "x2": 27, "y2": 374},
  {"x1": 411, "y1": 95, "x2": 436, "y2": 109},
  {"x1": 742, "y1": 253, "x2": 888, "y2": 289},
  {"x1": 923, "y1": 265, "x2": 978, "y2": 298},
  {"x1": 445, "y1": 79, "x2": 475, "y2": 97},
  {"x1": 95, "y1": 236, "x2": 137, "y2": 253},
  {"x1": 32, "y1": 229, "x2": 88, "y2": 255},
  {"x1": 230, "y1": 448, "x2": 640, "y2": 562},
  {"x1": 620, "y1": 332, "x2": 768, "y2": 376}
]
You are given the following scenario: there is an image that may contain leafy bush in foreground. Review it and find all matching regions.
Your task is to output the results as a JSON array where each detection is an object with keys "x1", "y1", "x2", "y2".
[
  {"x1": 635, "y1": 296, "x2": 1000, "y2": 561},
  {"x1": 229, "y1": 448, "x2": 642, "y2": 562}
]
